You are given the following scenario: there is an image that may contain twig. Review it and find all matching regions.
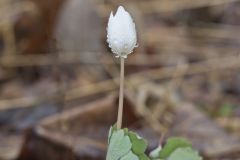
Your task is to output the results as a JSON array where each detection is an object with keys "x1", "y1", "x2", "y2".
[
  {"x1": 97, "y1": 0, "x2": 240, "y2": 15},
  {"x1": 1, "y1": 54, "x2": 240, "y2": 111}
]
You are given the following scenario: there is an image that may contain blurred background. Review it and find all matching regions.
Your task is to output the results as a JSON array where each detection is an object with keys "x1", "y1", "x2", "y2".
[{"x1": 0, "y1": 0, "x2": 240, "y2": 160}]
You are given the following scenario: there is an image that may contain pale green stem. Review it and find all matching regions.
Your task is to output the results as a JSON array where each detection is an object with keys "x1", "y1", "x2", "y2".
[{"x1": 117, "y1": 57, "x2": 124, "y2": 129}]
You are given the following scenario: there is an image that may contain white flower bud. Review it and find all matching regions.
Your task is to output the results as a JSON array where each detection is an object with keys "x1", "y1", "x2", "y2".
[
  {"x1": 107, "y1": 6, "x2": 137, "y2": 58},
  {"x1": 149, "y1": 145, "x2": 162, "y2": 159}
]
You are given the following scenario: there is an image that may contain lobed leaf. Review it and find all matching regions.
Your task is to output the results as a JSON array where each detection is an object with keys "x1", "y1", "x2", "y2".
[
  {"x1": 159, "y1": 137, "x2": 192, "y2": 158},
  {"x1": 167, "y1": 147, "x2": 202, "y2": 160},
  {"x1": 106, "y1": 129, "x2": 132, "y2": 160},
  {"x1": 128, "y1": 131, "x2": 148, "y2": 154},
  {"x1": 120, "y1": 151, "x2": 139, "y2": 160},
  {"x1": 106, "y1": 126, "x2": 149, "y2": 160}
]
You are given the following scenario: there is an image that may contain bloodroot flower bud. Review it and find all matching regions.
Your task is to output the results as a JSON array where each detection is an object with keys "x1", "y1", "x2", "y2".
[{"x1": 107, "y1": 6, "x2": 137, "y2": 58}]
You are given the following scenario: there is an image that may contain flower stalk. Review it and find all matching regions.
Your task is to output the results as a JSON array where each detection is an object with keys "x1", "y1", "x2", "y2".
[{"x1": 117, "y1": 57, "x2": 125, "y2": 129}]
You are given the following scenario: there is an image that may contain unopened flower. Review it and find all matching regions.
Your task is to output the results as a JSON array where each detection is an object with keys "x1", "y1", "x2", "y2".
[
  {"x1": 149, "y1": 145, "x2": 162, "y2": 159},
  {"x1": 107, "y1": 6, "x2": 137, "y2": 58}
]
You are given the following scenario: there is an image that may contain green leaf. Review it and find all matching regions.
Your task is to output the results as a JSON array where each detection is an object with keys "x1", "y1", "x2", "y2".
[
  {"x1": 128, "y1": 131, "x2": 148, "y2": 154},
  {"x1": 167, "y1": 147, "x2": 202, "y2": 160},
  {"x1": 107, "y1": 125, "x2": 117, "y2": 144},
  {"x1": 106, "y1": 129, "x2": 132, "y2": 160},
  {"x1": 159, "y1": 137, "x2": 192, "y2": 158},
  {"x1": 106, "y1": 126, "x2": 150, "y2": 160},
  {"x1": 139, "y1": 153, "x2": 151, "y2": 160},
  {"x1": 120, "y1": 151, "x2": 139, "y2": 160}
]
